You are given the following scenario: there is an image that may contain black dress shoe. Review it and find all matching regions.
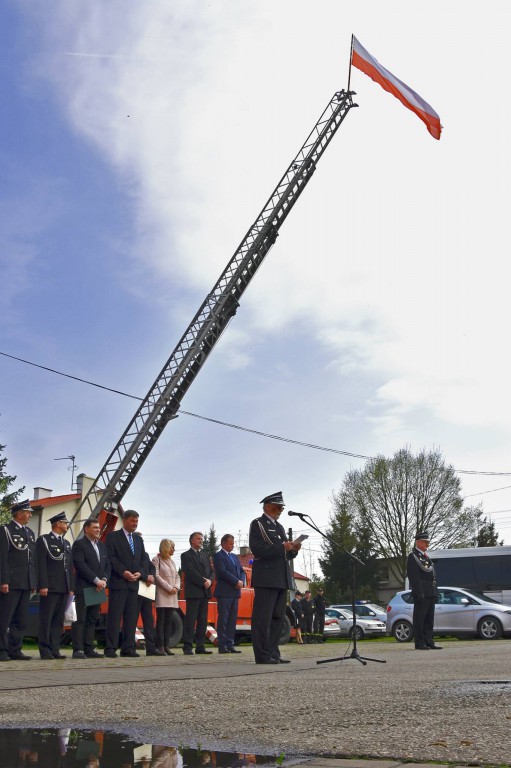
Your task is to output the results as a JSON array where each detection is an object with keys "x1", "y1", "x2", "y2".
[
  {"x1": 256, "y1": 658, "x2": 279, "y2": 664},
  {"x1": 415, "y1": 644, "x2": 430, "y2": 650},
  {"x1": 39, "y1": 654, "x2": 54, "y2": 660},
  {"x1": 163, "y1": 647, "x2": 175, "y2": 656},
  {"x1": 195, "y1": 649, "x2": 212, "y2": 654},
  {"x1": 85, "y1": 651, "x2": 103, "y2": 658},
  {"x1": 427, "y1": 644, "x2": 443, "y2": 649},
  {"x1": 146, "y1": 649, "x2": 165, "y2": 656},
  {"x1": 183, "y1": 649, "x2": 194, "y2": 655},
  {"x1": 10, "y1": 652, "x2": 32, "y2": 660},
  {"x1": 218, "y1": 648, "x2": 230, "y2": 654},
  {"x1": 228, "y1": 648, "x2": 242, "y2": 653},
  {"x1": 104, "y1": 650, "x2": 118, "y2": 658},
  {"x1": 72, "y1": 651, "x2": 87, "y2": 659},
  {"x1": 0, "y1": 653, "x2": 10, "y2": 662},
  {"x1": 275, "y1": 658, "x2": 291, "y2": 663},
  {"x1": 53, "y1": 653, "x2": 67, "y2": 659},
  {"x1": 120, "y1": 650, "x2": 140, "y2": 657}
]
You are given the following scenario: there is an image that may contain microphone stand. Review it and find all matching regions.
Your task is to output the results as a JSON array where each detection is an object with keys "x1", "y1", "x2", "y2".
[{"x1": 289, "y1": 512, "x2": 386, "y2": 666}]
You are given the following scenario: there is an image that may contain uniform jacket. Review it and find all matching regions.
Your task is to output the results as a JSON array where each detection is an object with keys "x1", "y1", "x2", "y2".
[
  {"x1": 71, "y1": 536, "x2": 110, "y2": 595},
  {"x1": 313, "y1": 593, "x2": 327, "y2": 615},
  {"x1": 248, "y1": 514, "x2": 296, "y2": 590},
  {"x1": 180, "y1": 548, "x2": 214, "y2": 599},
  {"x1": 301, "y1": 597, "x2": 315, "y2": 616},
  {"x1": 36, "y1": 532, "x2": 74, "y2": 593},
  {"x1": 290, "y1": 597, "x2": 304, "y2": 627},
  {"x1": 152, "y1": 554, "x2": 180, "y2": 608},
  {"x1": 0, "y1": 521, "x2": 37, "y2": 590},
  {"x1": 106, "y1": 528, "x2": 150, "y2": 591},
  {"x1": 407, "y1": 547, "x2": 438, "y2": 598},
  {"x1": 213, "y1": 548, "x2": 245, "y2": 599}
]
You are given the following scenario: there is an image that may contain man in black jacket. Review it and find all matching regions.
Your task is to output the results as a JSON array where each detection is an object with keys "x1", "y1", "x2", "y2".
[
  {"x1": 71, "y1": 518, "x2": 110, "y2": 658},
  {"x1": 105, "y1": 510, "x2": 153, "y2": 658},
  {"x1": 36, "y1": 511, "x2": 75, "y2": 659},
  {"x1": 313, "y1": 587, "x2": 327, "y2": 643},
  {"x1": 407, "y1": 531, "x2": 441, "y2": 650},
  {"x1": 180, "y1": 531, "x2": 214, "y2": 655},
  {"x1": 249, "y1": 492, "x2": 301, "y2": 664},
  {"x1": 301, "y1": 590, "x2": 315, "y2": 643},
  {"x1": 0, "y1": 499, "x2": 37, "y2": 661}
]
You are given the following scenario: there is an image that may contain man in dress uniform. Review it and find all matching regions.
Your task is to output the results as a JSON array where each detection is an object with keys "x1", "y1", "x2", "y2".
[
  {"x1": 180, "y1": 531, "x2": 214, "y2": 655},
  {"x1": 249, "y1": 492, "x2": 302, "y2": 664},
  {"x1": 407, "y1": 531, "x2": 441, "y2": 650},
  {"x1": 71, "y1": 518, "x2": 110, "y2": 658},
  {"x1": 313, "y1": 587, "x2": 328, "y2": 643},
  {"x1": 0, "y1": 499, "x2": 38, "y2": 660},
  {"x1": 36, "y1": 511, "x2": 74, "y2": 659}
]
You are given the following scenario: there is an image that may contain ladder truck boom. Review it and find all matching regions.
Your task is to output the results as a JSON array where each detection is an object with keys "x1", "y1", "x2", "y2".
[{"x1": 73, "y1": 89, "x2": 357, "y2": 528}]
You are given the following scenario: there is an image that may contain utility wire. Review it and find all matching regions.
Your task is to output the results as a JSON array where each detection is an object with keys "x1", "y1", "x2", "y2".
[{"x1": 2, "y1": 349, "x2": 511, "y2": 477}]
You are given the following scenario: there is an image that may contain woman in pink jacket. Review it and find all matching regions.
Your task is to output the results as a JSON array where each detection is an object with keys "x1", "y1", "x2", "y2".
[{"x1": 152, "y1": 539, "x2": 181, "y2": 655}]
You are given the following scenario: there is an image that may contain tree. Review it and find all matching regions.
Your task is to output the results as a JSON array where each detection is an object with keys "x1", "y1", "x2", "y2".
[
  {"x1": 0, "y1": 442, "x2": 25, "y2": 525},
  {"x1": 202, "y1": 524, "x2": 218, "y2": 559},
  {"x1": 319, "y1": 496, "x2": 380, "y2": 603},
  {"x1": 476, "y1": 519, "x2": 503, "y2": 547},
  {"x1": 335, "y1": 447, "x2": 469, "y2": 587}
]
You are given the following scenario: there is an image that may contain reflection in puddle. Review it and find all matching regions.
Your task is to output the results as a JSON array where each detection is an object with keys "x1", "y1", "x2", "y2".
[{"x1": 0, "y1": 728, "x2": 281, "y2": 767}]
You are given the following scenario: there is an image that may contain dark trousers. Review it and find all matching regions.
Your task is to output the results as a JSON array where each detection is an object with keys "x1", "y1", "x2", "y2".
[
  {"x1": 413, "y1": 596, "x2": 436, "y2": 646},
  {"x1": 105, "y1": 589, "x2": 138, "y2": 653},
  {"x1": 156, "y1": 607, "x2": 176, "y2": 649},
  {"x1": 314, "y1": 612, "x2": 325, "y2": 637},
  {"x1": 303, "y1": 613, "x2": 314, "y2": 642},
  {"x1": 0, "y1": 589, "x2": 30, "y2": 656},
  {"x1": 137, "y1": 596, "x2": 156, "y2": 653},
  {"x1": 183, "y1": 597, "x2": 208, "y2": 651},
  {"x1": 251, "y1": 587, "x2": 287, "y2": 662},
  {"x1": 217, "y1": 597, "x2": 239, "y2": 650},
  {"x1": 71, "y1": 594, "x2": 100, "y2": 653},
  {"x1": 38, "y1": 592, "x2": 68, "y2": 657}
]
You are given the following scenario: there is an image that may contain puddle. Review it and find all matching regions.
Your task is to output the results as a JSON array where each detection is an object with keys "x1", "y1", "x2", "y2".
[{"x1": 0, "y1": 728, "x2": 285, "y2": 767}]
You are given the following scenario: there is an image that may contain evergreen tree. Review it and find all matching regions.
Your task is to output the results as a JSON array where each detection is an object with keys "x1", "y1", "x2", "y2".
[
  {"x1": 202, "y1": 524, "x2": 218, "y2": 558},
  {"x1": 476, "y1": 519, "x2": 503, "y2": 547},
  {"x1": 0, "y1": 442, "x2": 25, "y2": 525}
]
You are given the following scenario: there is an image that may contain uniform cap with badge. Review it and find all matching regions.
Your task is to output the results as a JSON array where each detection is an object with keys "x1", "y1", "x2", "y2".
[
  {"x1": 415, "y1": 531, "x2": 430, "y2": 541},
  {"x1": 49, "y1": 511, "x2": 70, "y2": 525},
  {"x1": 260, "y1": 491, "x2": 285, "y2": 506},
  {"x1": 10, "y1": 499, "x2": 33, "y2": 515}
]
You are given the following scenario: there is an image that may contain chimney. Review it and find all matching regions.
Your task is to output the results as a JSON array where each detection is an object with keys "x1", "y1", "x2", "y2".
[{"x1": 33, "y1": 487, "x2": 52, "y2": 501}]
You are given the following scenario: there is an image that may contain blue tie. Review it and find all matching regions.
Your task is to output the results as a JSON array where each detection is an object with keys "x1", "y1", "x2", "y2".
[{"x1": 128, "y1": 533, "x2": 135, "y2": 555}]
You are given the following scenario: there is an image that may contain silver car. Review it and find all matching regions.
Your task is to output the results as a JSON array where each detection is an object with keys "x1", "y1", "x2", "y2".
[
  {"x1": 386, "y1": 587, "x2": 511, "y2": 642},
  {"x1": 331, "y1": 601, "x2": 387, "y2": 624},
  {"x1": 324, "y1": 607, "x2": 387, "y2": 640}
]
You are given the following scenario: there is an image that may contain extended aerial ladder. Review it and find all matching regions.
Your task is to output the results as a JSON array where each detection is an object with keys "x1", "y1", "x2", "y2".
[{"x1": 71, "y1": 89, "x2": 357, "y2": 534}]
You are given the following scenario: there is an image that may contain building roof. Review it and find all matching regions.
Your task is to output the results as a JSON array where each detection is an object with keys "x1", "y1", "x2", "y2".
[{"x1": 30, "y1": 493, "x2": 80, "y2": 508}]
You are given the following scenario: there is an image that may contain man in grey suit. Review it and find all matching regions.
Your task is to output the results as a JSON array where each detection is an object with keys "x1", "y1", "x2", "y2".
[
  {"x1": 180, "y1": 531, "x2": 214, "y2": 655},
  {"x1": 213, "y1": 534, "x2": 245, "y2": 654}
]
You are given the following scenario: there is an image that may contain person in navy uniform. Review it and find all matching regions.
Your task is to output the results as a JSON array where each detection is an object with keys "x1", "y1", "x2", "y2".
[
  {"x1": 36, "y1": 510, "x2": 75, "y2": 659},
  {"x1": 0, "y1": 499, "x2": 37, "y2": 661},
  {"x1": 213, "y1": 534, "x2": 246, "y2": 654},
  {"x1": 180, "y1": 531, "x2": 215, "y2": 655},
  {"x1": 249, "y1": 492, "x2": 302, "y2": 664},
  {"x1": 407, "y1": 531, "x2": 441, "y2": 650},
  {"x1": 71, "y1": 518, "x2": 110, "y2": 658}
]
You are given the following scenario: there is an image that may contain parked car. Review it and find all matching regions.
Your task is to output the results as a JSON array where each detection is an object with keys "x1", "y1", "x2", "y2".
[
  {"x1": 331, "y1": 601, "x2": 387, "y2": 624},
  {"x1": 324, "y1": 607, "x2": 387, "y2": 640},
  {"x1": 386, "y1": 587, "x2": 511, "y2": 642}
]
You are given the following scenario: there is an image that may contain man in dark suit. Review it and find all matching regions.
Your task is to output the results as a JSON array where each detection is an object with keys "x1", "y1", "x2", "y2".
[
  {"x1": 213, "y1": 534, "x2": 245, "y2": 654},
  {"x1": 71, "y1": 518, "x2": 110, "y2": 658},
  {"x1": 249, "y1": 491, "x2": 301, "y2": 664},
  {"x1": 180, "y1": 531, "x2": 214, "y2": 655},
  {"x1": 105, "y1": 509, "x2": 153, "y2": 658},
  {"x1": 407, "y1": 530, "x2": 441, "y2": 650},
  {"x1": 36, "y1": 511, "x2": 75, "y2": 659},
  {"x1": 0, "y1": 499, "x2": 37, "y2": 661}
]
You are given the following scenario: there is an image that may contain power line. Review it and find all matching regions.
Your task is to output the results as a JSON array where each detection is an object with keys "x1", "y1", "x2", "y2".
[{"x1": 2, "y1": 348, "x2": 511, "y2": 476}]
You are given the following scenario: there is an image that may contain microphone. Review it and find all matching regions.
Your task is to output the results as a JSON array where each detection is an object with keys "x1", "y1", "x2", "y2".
[{"x1": 288, "y1": 510, "x2": 308, "y2": 518}]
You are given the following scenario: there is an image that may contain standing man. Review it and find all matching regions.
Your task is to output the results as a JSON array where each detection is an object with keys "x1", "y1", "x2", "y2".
[
  {"x1": 0, "y1": 499, "x2": 37, "y2": 661},
  {"x1": 36, "y1": 511, "x2": 74, "y2": 659},
  {"x1": 105, "y1": 509, "x2": 153, "y2": 658},
  {"x1": 301, "y1": 590, "x2": 315, "y2": 643},
  {"x1": 213, "y1": 534, "x2": 245, "y2": 654},
  {"x1": 180, "y1": 531, "x2": 214, "y2": 655},
  {"x1": 313, "y1": 587, "x2": 327, "y2": 643},
  {"x1": 249, "y1": 492, "x2": 301, "y2": 664},
  {"x1": 71, "y1": 518, "x2": 110, "y2": 659},
  {"x1": 407, "y1": 531, "x2": 441, "y2": 650}
]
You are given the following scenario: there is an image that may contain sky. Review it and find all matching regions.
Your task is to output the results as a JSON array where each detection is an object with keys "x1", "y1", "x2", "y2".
[{"x1": 2, "y1": 1, "x2": 511, "y2": 572}]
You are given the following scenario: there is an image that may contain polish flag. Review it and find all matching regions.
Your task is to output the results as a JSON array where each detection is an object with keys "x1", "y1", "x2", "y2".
[{"x1": 351, "y1": 36, "x2": 442, "y2": 140}]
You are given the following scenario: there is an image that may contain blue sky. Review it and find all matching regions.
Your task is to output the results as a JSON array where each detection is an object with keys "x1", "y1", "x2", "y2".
[{"x1": 2, "y1": 1, "x2": 511, "y2": 569}]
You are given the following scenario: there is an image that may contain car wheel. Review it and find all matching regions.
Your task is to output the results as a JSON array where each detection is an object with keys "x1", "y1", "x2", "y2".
[
  {"x1": 349, "y1": 625, "x2": 364, "y2": 640},
  {"x1": 392, "y1": 620, "x2": 413, "y2": 643},
  {"x1": 477, "y1": 616, "x2": 503, "y2": 640},
  {"x1": 166, "y1": 610, "x2": 184, "y2": 648}
]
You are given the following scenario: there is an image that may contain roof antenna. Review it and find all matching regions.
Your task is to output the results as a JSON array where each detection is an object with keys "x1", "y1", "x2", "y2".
[{"x1": 54, "y1": 455, "x2": 78, "y2": 491}]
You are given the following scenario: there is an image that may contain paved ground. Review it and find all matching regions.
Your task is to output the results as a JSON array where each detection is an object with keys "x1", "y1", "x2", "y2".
[{"x1": 0, "y1": 639, "x2": 510, "y2": 766}]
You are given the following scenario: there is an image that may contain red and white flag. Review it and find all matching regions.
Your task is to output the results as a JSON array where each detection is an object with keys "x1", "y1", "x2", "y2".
[{"x1": 351, "y1": 36, "x2": 442, "y2": 140}]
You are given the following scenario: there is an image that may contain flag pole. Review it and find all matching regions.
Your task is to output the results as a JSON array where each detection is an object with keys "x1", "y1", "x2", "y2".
[{"x1": 347, "y1": 33, "x2": 354, "y2": 91}]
